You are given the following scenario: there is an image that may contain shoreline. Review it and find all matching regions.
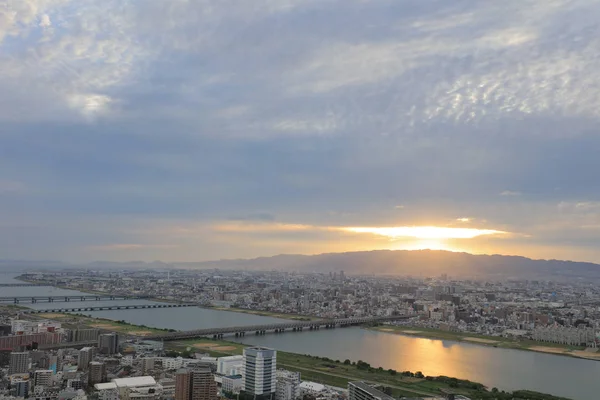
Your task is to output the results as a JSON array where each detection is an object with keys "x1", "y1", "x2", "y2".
[
  {"x1": 15, "y1": 276, "x2": 600, "y2": 363},
  {"x1": 370, "y1": 325, "x2": 600, "y2": 362},
  {"x1": 20, "y1": 311, "x2": 573, "y2": 399}
]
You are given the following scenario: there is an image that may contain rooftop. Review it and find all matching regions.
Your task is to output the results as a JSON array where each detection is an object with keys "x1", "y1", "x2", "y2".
[
  {"x1": 113, "y1": 376, "x2": 157, "y2": 388},
  {"x1": 349, "y1": 382, "x2": 394, "y2": 400}
]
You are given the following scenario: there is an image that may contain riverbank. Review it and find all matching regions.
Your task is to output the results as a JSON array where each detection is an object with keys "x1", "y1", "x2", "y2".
[
  {"x1": 371, "y1": 325, "x2": 600, "y2": 361},
  {"x1": 25, "y1": 311, "x2": 573, "y2": 399},
  {"x1": 167, "y1": 336, "x2": 572, "y2": 400}
]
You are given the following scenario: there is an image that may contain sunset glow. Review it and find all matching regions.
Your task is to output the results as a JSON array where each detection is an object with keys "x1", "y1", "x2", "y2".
[{"x1": 342, "y1": 226, "x2": 506, "y2": 240}]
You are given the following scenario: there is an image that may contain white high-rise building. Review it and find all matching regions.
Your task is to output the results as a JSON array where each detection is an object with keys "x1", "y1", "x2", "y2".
[{"x1": 242, "y1": 347, "x2": 276, "y2": 397}]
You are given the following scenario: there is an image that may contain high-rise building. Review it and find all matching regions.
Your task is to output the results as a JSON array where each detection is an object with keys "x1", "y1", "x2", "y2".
[
  {"x1": 33, "y1": 370, "x2": 53, "y2": 388},
  {"x1": 9, "y1": 351, "x2": 29, "y2": 375},
  {"x1": 276, "y1": 370, "x2": 300, "y2": 400},
  {"x1": 242, "y1": 347, "x2": 276, "y2": 397},
  {"x1": 175, "y1": 367, "x2": 217, "y2": 400},
  {"x1": 89, "y1": 361, "x2": 107, "y2": 385},
  {"x1": 98, "y1": 333, "x2": 119, "y2": 355},
  {"x1": 348, "y1": 382, "x2": 394, "y2": 400},
  {"x1": 78, "y1": 347, "x2": 94, "y2": 371}
]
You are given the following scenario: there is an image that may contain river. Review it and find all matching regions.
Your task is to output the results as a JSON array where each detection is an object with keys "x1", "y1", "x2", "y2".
[{"x1": 0, "y1": 274, "x2": 596, "y2": 399}]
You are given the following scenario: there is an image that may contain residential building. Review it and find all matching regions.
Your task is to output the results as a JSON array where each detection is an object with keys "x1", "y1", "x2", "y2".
[
  {"x1": 98, "y1": 333, "x2": 119, "y2": 355},
  {"x1": 9, "y1": 352, "x2": 29, "y2": 375},
  {"x1": 34, "y1": 370, "x2": 53, "y2": 388},
  {"x1": 89, "y1": 362, "x2": 107, "y2": 385},
  {"x1": 276, "y1": 370, "x2": 300, "y2": 400},
  {"x1": 14, "y1": 380, "x2": 30, "y2": 398},
  {"x1": 242, "y1": 347, "x2": 276, "y2": 397},
  {"x1": 175, "y1": 367, "x2": 217, "y2": 400},
  {"x1": 113, "y1": 376, "x2": 163, "y2": 400},
  {"x1": 78, "y1": 347, "x2": 94, "y2": 371}
]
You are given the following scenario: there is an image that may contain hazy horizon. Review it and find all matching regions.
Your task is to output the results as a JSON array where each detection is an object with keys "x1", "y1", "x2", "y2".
[{"x1": 2, "y1": 1, "x2": 600, "y2": 264}]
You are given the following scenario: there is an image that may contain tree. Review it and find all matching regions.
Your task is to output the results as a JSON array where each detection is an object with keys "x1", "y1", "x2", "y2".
[
  {"x1": 344, "y1": 359, "x2": 351, "y2": 365},
  {"x1": 415, "y1": 371, "x2": 424, "y2": 379}
]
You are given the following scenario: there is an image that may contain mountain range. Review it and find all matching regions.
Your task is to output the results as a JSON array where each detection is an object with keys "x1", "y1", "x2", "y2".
[{"x1": 2, "y1": 250, "x2": 599, "y2": 281}]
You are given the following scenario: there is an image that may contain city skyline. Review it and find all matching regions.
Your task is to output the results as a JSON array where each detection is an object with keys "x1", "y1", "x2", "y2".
[{"x1": 2, "y1": 0, "x2": 600, "y2": 263}]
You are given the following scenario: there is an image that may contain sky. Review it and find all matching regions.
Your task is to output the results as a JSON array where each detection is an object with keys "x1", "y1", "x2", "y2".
[{"x1": 1, "y1": 0, "x2": 600, "y2": 263}]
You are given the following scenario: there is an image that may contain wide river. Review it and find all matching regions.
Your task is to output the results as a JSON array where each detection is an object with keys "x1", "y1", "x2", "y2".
[{"x1": 0, "y1": 274, "x2": 597, "y2": 399}]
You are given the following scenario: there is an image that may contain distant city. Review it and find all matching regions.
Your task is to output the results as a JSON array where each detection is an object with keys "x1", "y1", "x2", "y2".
[{"x1": 0, "y1": 269, "x2": 598, "y2": 400}]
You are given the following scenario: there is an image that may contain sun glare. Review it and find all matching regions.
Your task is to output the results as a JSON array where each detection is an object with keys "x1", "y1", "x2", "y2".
[{"x1": 342, "y1": 226, "x2": 506, "y2": 240}]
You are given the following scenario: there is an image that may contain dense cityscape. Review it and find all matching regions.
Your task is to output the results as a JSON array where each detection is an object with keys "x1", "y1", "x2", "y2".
[{"x1": 0, "y1": 270, "x2": 598, "y2": 400}]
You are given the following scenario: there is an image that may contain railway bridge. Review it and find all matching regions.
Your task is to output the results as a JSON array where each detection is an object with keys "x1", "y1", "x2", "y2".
[
  {"x1": 146, "y1": 315, "x2": 410, "y2": 341},
  {"x1": 0, "y1": 295, "x2": 153, "y2": 304},
  {"x1": 21, "y1": 303, "x2": 195, "y2": 314}
]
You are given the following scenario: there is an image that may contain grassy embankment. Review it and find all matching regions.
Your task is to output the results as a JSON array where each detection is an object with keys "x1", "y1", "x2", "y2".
[
  {"x1": 27, "y1": 312, "x2": 573, "y2": 399},
  {"x1": 166, "y1": 337, "x2": 572, "y2": 400},
  {"x1": 33, "y1": 312, "x2": 174, "y2": 336},
  {"x1": 370, "y1": 325, "x2": 600, "y2": 361}
]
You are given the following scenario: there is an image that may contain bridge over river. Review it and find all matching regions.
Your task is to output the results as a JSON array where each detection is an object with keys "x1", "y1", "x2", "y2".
[
  {"x1": 21, "y1": 303, "x2": 196, "y2": 314},
  {"x1": 147, "y1": 315, "x2": 410, "y2": 341},
  {"x1": 0, "y1": 295, "x2": 153, "y2": 304},
  {"x1": 0, "y1": 283, "x2": 52, "y2": 287}
]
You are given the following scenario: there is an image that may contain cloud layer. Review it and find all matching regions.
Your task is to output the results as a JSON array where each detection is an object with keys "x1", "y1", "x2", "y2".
[{"x1": 2, "y1": 0, "x2": 600, "y2": 262}]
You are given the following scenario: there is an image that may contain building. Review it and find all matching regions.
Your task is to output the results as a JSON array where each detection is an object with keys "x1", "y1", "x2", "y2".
[
  {"x1": 242, "y1": 347, "x2": 276, "y2": 397},
  {"x1": 348, "y1": 382, "x2": 394, "y2": 400},
  {"x1": 72, "y1": 328, "x2": 101, "y2": 342},
  {"x1": 78, "y1": 347, "x2": 94, "y2": 371},
  {"x1": 175, "y1": 367, "x2": 217, "y2": 400},
  {"x1": 113, "y1": 376, "x2": 164, "y2": 400},
  {"x1": 217, "y1": 355, "x2": 243, "y2": 376},
  {"x1": 89, "y1": 361, "x2": 107, "y2": 385},
  {"x1": 142, "y1": 357, "x2": 155, "y2": 374},
  {"x1": 0, "y1": 332, "x2": 62, "y2": 350},
  {"x1": 276, "y1": 370, "x2": 300, "y2": 400},
  {"x1": 9, "y1": 351, "x2": 29, "y2": 375},
  {"x1": 14, "y1": 379, "x2": 30, "y2": 398},
  {"x1": 98, "y1": 333, "x2": 119, "y2": 355},
  {"x1": 533, "y1": 326, "x2": 596, "y2": 346},
  {"x1": 67, "y1": 379, "x2": 84, "y2": 391},
  {"x1": 94, "y1": 382, "x2": 119, "y2": 400},
  {"x1": 161, "y1": 357, "x2": 185, "y2": 370},
  {"x1": 221, "y1": 375, "x2": 243, "y2": 395},
  {"x1": 34, "y1": 370, "x2": 53, "y2": 388}
]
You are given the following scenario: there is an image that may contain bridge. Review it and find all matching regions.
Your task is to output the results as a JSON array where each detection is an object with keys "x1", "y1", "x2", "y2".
[
  {"x1": 0, "y1": 295, "x2": 153, "y2": 304},
  {"x1": 147, "y1": 315, "x2": 410, "y2": 341},
  {"x1": 21, "y1": 303, "x2": 196, "y2": 314},
  {"x1": 0, "y1": 283, "x2": 52, "y2": 287}
]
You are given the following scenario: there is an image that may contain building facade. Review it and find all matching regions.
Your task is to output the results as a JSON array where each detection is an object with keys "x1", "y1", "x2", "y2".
[
  {"x1": 242, "y1": 347, "x2": 276, "y2": 397},
  {"x1": 175, "y1": 367, "x2": 217, "y2": 400},
  {"x1": 275, "y1": 370, "x2": 300, "y2": 400},
  {"x1": 9, "y1": 352, "x2": 29, "y2": 375}
]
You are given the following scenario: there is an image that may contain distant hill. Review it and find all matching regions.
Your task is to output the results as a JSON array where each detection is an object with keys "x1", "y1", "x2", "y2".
[
  {"x1": 173, "y1": 250, "x2": 600, "y2": 281},
  {"x1": 2, "y1": 250, "x2": 600, "y2": 281}
]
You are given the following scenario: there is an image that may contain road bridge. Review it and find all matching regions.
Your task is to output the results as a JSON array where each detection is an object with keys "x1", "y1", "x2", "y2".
[
  {"x1": 0, "y1": 295, "x2": 153, "y2": 304},
  {"x1": 147, "y1": 315, "x2": 410, "y2": 341},
  {"x1": 0, "y1": 283, "x2": 52, "y2": 287},
  {"x1": 21, "y1": 303, "x2": 196, "y2": 314}
]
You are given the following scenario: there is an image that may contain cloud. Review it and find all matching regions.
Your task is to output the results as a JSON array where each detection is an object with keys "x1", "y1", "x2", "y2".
[
  {"x1": 1, "y1": 0, "x2": 600, "y2": 263},
  {"x1": 501, "y1": 191, "x2": 522, "y2": 197}
]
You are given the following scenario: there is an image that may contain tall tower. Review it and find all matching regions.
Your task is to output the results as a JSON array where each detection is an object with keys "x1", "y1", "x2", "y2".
[{"x1": 242, "y1": 347, "x2": 277, "y2": 397}]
